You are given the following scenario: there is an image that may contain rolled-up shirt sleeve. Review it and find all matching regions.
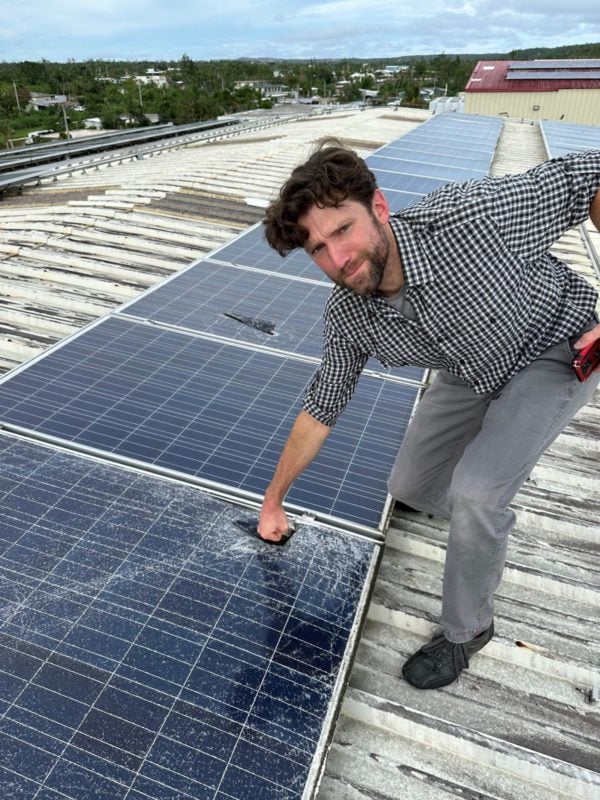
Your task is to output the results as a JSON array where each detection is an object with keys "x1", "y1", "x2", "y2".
[
  {"x1": 488, "y1": 149, "x2": 600, "y2": 257},
  {"x1": 302, "y1": 326, "x2": 369, "y2": 427}
]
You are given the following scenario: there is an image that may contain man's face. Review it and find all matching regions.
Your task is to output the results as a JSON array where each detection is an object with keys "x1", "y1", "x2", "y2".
[{"x1": 299, "y1": 190, "x2": 391, "y2": 295}]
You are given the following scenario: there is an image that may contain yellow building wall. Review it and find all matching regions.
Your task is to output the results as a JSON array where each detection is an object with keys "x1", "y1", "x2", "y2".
[{"x1": 464, "y1": 89, "x2": 600, "y2": 125}]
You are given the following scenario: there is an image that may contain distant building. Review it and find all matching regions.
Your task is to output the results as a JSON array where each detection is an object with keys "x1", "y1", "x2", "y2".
[
  {"x1": 464, "y1": 59, "x2": 600, "y2": 124},
  {"x1": 28, "y1": 93, "x2": 68, "y2": 111},
  {"x1": 134, "y1": 68, "x2": 169, "y2": 88},
  {"x1": 234, "y1": 80, "x2": 291, "y2": 102},
  {"x1": 382, "y1": 65, "x2": 409, "y2": 75}
]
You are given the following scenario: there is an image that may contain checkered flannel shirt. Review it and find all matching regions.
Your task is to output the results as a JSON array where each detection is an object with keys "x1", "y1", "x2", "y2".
[{"x1": 303, "y1": 150, "x2": 600, "y2": 427}]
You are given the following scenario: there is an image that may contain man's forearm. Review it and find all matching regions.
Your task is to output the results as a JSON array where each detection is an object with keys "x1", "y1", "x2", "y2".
[{"x1": 263, "y1": 410, "x2": 331, "y2": 508}]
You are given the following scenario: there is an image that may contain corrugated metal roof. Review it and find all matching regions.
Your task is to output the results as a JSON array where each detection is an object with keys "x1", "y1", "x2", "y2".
[
  {"x1": 466, "y1": 60, "x2": 600, "y2": 93},
  {"x1": 0, "y1": 110, "x2": 598, "y2": 800}
]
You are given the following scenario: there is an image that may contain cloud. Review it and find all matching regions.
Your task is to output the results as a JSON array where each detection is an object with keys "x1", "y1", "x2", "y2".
[{"x1": 0, "y1": 0, "x2": 598, "y2": 61}]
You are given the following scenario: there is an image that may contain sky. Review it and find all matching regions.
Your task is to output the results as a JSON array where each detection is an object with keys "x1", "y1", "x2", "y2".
[{"x1": 1, "y1": 1, "x2": 599, "y2": 62}]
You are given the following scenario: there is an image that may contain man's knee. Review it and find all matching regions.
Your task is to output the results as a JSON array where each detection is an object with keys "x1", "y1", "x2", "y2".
[
  {"x1": 448, "y1": 469, "x2": 516, "y2": 534},
  {"x1": 387, "y1": 466, "x2": 428, "y2": 507}
]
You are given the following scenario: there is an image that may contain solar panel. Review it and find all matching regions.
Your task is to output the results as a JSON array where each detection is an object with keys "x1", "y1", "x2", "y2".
[
  {"x1": 506, "y1": 70, "x2": 600, "y2": 80},
  {"x1": 541, "y1": 120, "x2": 600, "y2": 158},
  {"x1": 0, "y1": 433, "x2": 377, "y2": 800},
  {"x1": 376, "y1": 142, "x2": 492, "y2": 170},
  {"x1": 372, "y1": 169, "x2": 456, "y2": 195},
  {"x1": 368, "y1": 156, "x2": 486, "y2": 181},
  {"x1": 118, "y1": 260, "x2": 330, "y2": 359},
  {"x1": 0, "y1": 317, "x2": 419, "y2": 531},
  {"x1": 381, "y1": 188, "x2": 426, "y2": 212},
  {"x1": 509, "y1": 59, "x2": 600, "y2": 70},
  {"x1": 212, "y1": 229, "x2": 325, "y2": 282},
  {"x1": 116, "y1": 261, "x2": 426, "y2": 384}
]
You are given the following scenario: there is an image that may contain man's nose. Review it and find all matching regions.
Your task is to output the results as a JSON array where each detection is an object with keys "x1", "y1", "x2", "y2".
[{"x1": 328, "y1": 242, "x2": 351, "y2": 271}]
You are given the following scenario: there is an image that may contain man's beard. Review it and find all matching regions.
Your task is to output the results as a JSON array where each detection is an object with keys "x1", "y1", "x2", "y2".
[{"x1": 335, "y1": 228, "x2": 390, "y2": 296}]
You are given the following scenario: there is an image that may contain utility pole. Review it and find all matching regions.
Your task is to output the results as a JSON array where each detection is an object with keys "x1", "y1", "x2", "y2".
[
  {"x1": 61, "y1": 104, "x2": 70, "y2": 138},
  {"x1": 13, "y1": 80, "x2": 21, "y2": 112}
]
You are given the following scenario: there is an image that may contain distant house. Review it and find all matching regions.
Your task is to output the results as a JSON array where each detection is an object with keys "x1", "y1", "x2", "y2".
[
  {"x1": 234, "y1": 80, "x2": 291, "y2": 102},
  {"x1": 134, "y1": 68, "x2": 169, "y2": 88},
  {"x1": 464, "y1": 59, "x2": 600, "y2": 124},
  {"x1": 381, "y1": 65, "x2": 409, "y2": 76},
  {"x1": 28, "y1": 93, "x2": 68, "y2": 111}
]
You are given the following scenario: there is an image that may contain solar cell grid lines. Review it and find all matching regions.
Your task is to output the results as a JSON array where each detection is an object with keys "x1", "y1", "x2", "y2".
[
  {"x1": 0, "y1": 317, "x2": 419, "y2": 530},
  {"x1": 213, "y1": 229, "x2": 326, "y2": 282},
  {"x1": 541, "y1": 120, "x2": 600, "y2": 157},
  {"x1": 376, "y1": 143, "x2": 492, "y2": 172},
  {"x1": 368, "y1": 155, "x2": 487, "y2": 181},
  {"x1": 0, "y1": 435, "x2": 377, "y2": 800},
  {"x1": 116, "y1": 262, "x2": 425, "y2": 383},
  {"x1": 507, "y1": 70, "x2": 600, "y2": 80},
  {"x1": 119, "y1": 261, "x2": 330, "y2": 359}
]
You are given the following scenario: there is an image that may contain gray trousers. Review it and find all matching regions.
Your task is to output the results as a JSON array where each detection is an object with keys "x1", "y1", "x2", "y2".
[{"x1": 388, "y1": 333, "x2": 600, "y2": 643}]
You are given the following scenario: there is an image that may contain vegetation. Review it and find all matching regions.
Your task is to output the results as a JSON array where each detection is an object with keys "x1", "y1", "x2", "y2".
[{"x1": 0, "y1": 42, "x2": 598, "y2": 148}]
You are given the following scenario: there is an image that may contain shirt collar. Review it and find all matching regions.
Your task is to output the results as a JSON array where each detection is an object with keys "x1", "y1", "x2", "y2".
[{"x1": 389, "y1": 214, "x2": 435, "y2": 286}]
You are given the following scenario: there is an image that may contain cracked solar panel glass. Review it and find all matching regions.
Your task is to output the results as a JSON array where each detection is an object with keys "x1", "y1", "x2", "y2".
[
  {"x1": 119, "y1": 261, "x2": 330, "y2": 359},
  {"x1": 0, "y1": 435, "x2": 377, "y2": 800},
  {"x1": 0, "y1": 317, "x2": 419, "y2": 529},
  {"x1": 211, "y1": 227, "x2": 327, "y2": 281},
  {"x1": 116, "y1": 261, "x2": 426, "y2": 384}
]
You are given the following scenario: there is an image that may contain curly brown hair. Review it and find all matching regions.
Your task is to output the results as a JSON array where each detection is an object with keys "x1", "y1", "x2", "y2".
[{"x1": 263, "y1": 141, "x2": 379, "y2": 256}]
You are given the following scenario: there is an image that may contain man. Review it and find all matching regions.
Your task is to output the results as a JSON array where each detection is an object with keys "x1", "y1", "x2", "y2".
[{"x1": 257, "y1": 142, "x2": 600, "y2": 689}]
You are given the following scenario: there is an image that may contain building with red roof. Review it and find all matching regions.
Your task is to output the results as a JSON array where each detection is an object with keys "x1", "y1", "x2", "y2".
[{"x1": 464, "y1": 59, "x2": 600, "y2": 124}]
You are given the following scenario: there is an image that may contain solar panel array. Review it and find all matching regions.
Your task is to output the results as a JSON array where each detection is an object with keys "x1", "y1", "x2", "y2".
[
  {"x1": 506, "y1": 71, "x2": 600, "y2": 81},
  {"x1": 0, "y1": 317, "x2": 418, "y2": 530},
  {"x1": 368, "y1": 112, "x2": 503, "y2": 211},
  {"x1": 0, "y1": 112, "x2": 503, "y2": 800},
  {"x1": 510, "y1": 59, "x2": 600, "y2": 71},
  {"x1": 541, "y1": 119, "x2": 600, "y2": 158}
]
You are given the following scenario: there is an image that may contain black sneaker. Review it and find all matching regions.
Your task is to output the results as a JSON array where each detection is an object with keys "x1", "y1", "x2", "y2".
[
  {"x1": 402, "y1": 621, "x2": 494, "y2": 689},
  {"x1": 393, "y1": 500, "x2": 421, "y2": 513}
]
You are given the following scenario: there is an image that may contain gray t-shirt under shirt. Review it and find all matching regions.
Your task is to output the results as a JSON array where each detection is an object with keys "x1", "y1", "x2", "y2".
[{"x1": 383, "y1": 286, "x2": 417, "y2": 320}]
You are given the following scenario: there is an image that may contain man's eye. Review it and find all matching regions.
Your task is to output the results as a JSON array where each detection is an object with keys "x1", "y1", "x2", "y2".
[{"x1": 311, "y1": 244, "x2": 324, "y2": 255}]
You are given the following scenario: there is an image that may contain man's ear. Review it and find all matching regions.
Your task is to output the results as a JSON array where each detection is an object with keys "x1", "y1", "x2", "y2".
[{"x1": 372, "y1": 188, "x2": 390, "y2": 224}]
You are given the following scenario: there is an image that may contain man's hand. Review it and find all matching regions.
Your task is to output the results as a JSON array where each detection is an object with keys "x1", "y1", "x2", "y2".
[
  {"x1": 574, "y1": 323, "x2": 600, "y2": 374},
  {"x1": 257, "y1": 502, "x2": 291, "y2": 543}
]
